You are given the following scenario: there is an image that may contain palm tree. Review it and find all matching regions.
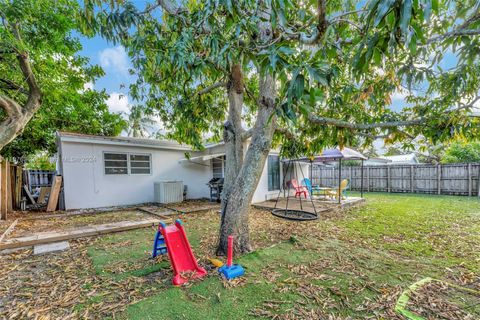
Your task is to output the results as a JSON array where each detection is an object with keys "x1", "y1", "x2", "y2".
[{"x1": 125, "y1": 105, "x2": 157, "y2": 138}]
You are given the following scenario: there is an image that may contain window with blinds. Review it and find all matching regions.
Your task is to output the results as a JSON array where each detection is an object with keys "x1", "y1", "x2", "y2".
[
  {"x1": 104, "y1": 153, "x2": 151, "y2": 175},
  {"x1": 104, "y1": 153, "x2": 128, "y2": 175},
  {"x1": 130, "y1": 154, "x2": 151, "y2": 174}
]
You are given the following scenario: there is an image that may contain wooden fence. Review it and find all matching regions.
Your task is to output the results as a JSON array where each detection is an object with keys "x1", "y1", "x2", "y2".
[
  {"x1": 0, "y1": 157, "x2": 25, "y2": 220},
  {"x1": 312, "y1": 163, "x2": 480, "y2": 196}
]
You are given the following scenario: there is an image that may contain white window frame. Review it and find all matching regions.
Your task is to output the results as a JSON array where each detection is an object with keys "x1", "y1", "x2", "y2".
[
  {"x1": 212, "y1": 156, "x2": 225, "y2": 178},
  {"x1": 103, "y1": 152, "x2": 128, "y2": 175},
  {"x1": 129, "y1": 153, "x2": 152, "y2": 175},
  {"x1": 103, "y1": 152, "x2": 152, "y2": 176}
]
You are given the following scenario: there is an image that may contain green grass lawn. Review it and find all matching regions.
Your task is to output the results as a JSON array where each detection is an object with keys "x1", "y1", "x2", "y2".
[{"x1": 85, "y1": 193, "x2": 480, "y2": 319}]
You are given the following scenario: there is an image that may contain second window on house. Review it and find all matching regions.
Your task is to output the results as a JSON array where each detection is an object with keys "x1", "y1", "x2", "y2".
[{"x1": 104, "y1": 153, "x2": 151, "y2": 175}]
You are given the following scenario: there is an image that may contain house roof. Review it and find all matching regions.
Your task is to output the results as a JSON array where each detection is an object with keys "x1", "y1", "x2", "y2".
[
  {"x1": 380, "y1": 153, "x2": 417, "y2": 163},
  {"x1": 57, "y1": 131, "x2": 192, "y2": 151},
  {"x1": 294, "y1": 147, "x2": 368, "y2": 162},
  {"x1": 365, "y1": 157, "x2": 392, "y2": 163}
]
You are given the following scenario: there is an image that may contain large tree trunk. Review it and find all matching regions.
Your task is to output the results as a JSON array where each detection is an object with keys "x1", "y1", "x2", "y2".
[
  {"x1": 217, "y1": 5, "x2": 276, "y2": 254},
  {"x1": 221, "y1": 64, "x2": 245, "y2": 215},
  {"x1": 217, "y1": 77, "x2": 276, "y2": 254}
]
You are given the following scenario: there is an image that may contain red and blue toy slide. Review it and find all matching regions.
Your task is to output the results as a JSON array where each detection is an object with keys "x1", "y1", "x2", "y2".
[{"x1": 159, "y1": 219, "x2": 207, "y2": 286}]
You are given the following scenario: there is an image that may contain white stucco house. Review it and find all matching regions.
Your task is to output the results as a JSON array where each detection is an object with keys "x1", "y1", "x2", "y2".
[{"x1": 56, "y1": 132, "x2": 287, "y2": 210}]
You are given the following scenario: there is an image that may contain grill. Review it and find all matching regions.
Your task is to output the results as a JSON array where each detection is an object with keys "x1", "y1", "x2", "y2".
[{"x1": 207, "y1": 178, "x2": 224, "y2": 202}]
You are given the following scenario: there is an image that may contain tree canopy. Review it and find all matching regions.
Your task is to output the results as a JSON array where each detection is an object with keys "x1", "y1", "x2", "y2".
[
  {"x1": 83, "y1": 0, "x2": 480, "y2": 155},
  {"x1": 1, "y1": 89, "x2": 126, "y2": 162},
  {"x1": 125, "y1": 105, "x2": 157, "y2": 138},
  {"x1": 0, "y1": 0, "x2": 125, "y2": 158}
]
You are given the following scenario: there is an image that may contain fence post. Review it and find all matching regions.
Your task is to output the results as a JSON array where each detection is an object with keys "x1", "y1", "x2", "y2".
[
  {"x1": 477, "y1": 164, "x2": 480, "y2": 197},
  {"x1": 387, "y1": 166, "x2": 391, "y2": 193},
  {"x1": 349, "y1": 167, "x2": 353, "y2": 189},
  {"x1": 7, "y1": 162, "x2": 12, "y2": 212},
  {"x1": 437, "y1": 164, "x2": 441, "y2": 195},
  {"x1": 1, "y1": 159, "x2": 7, "y2": 220},
  {"x1": 410, "y1": 165, "x2": 414, "y2": 193},
  {"x1": 367, "y1": 167, "x2": 370, "y2": 192},
  {"x1": 468, "y1": 163, "x2": 472, "y2": 196}
]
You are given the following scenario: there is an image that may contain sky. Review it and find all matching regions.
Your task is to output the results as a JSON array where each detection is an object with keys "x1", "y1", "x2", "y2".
[{"x1": 79, "y1": 35, "x2": 134, "y2": 114}]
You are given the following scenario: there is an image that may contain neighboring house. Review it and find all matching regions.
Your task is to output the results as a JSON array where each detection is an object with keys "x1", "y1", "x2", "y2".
[
  {"x1": 56, "y1": 132, "x2": 284, "y2": 209},
  {"x1": 365, "y1": 153, "x2": 419, "y2": 166},
  {"x1": 364, "y1": 157, "x2": 392, "y2": 166}
]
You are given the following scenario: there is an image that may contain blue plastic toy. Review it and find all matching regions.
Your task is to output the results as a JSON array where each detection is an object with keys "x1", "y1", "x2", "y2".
[
  {"x1": 152, "y1": 229, "x2": 167, "y2": 258},
  {"x1": 218, "y1": 235, "x2": 245, "y2": 280}
]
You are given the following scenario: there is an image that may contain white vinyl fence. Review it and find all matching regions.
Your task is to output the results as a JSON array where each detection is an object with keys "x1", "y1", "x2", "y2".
[{"x1": 311, "y1": 163, "x2": 480, "y2": 196}]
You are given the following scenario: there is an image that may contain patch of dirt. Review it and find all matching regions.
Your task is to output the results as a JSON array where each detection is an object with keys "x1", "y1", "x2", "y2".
[{"x1": 163, "y1": 199, "x2": 220, "y2": 213}]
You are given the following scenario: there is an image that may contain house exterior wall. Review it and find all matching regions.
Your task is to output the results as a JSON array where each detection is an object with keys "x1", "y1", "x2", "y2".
[
  {"x1": 205, "y1": 142, "x2": 284, "y2": 203},
  {"x1": 59, "y1": 141, "x2": 212, "y2": 209},
  {"x1": 252, "y1": 156, "x2": 280, "y2": 203},
  {"x1": 58, "y1": 134, "x2": 300, "y2": 209}
]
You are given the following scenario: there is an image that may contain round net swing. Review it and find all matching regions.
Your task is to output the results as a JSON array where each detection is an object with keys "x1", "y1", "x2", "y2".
[{"x1": 271, "y1": 158, "x2": 319, "y2": 221}]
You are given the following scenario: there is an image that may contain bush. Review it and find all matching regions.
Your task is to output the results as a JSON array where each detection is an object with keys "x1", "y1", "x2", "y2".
[{"x1": 442, "y1": 141, "x2": 480, "y2": 163}]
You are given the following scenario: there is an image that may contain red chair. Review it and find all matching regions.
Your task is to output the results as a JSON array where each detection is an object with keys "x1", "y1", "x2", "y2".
[{"x1": 289, "y1": 179, "x2": 309, "y2": 198}]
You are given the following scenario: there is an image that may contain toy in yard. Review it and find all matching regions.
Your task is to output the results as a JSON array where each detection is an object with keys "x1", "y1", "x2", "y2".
[
  {"x1": 218, "y1": 235, "x2": 245, "y2": 280},
  {"x1": 208, "y1": 257, "x2": 224, "y2": 268},
  {"x1": 151, "y1": 229, "x2": 167, "y2": 258},
  {"x1": 159, "y1": 219, "x2": 207, "y2": 286}
]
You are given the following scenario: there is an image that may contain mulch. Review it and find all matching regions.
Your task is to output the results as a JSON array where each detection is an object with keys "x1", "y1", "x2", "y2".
[
  {"x1": 0, "y1": 238, "x2": 170, "y2": 319},
  {"x1": 0, "y1": 205, "x2": 478, "y2": 319}
]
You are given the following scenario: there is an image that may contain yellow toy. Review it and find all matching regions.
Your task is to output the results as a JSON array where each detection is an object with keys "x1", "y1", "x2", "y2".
[{"x1": 208, "y1": 258, "x2": 224, "y2": 268}]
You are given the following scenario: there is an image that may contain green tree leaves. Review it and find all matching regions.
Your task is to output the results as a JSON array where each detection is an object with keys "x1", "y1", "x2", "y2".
[
  {"x1": 80, "y1": 0, "x2": 480, "y2": 156},
  {"x1": 0, "y1": 0, "x2": 126, "y2": 161}
]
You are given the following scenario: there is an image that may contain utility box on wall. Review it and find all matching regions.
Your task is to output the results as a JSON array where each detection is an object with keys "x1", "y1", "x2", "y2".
[{"x1": 154, "y1": 181, "x2": 184, "y2": 203}]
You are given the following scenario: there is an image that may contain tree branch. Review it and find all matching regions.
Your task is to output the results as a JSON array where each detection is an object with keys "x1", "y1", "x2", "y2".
[
  {"x1": 427, "y1": 29, "x2": 480, "y2": 44},
  {"x1": 0, "y1": 95, "x2": 22, "y2": 119},
  {"x1": 157, "y1": 0, "x2": 187, "y2": 16},
  {"x1": 196, "y1": 81, "x2": 227, "y2": 96},
  {"x1": 275, "y1": 126, "x2": 296, "y2": 140},
  {"x1": 0, "y1": 78, "x2": 28, "y2": 95},
  {"x1": 0, "y1": 21, "x2": 43, "y2": 150},
  {"x1": 307, "y1": 114, "x2": 424, "y2": 129},
  {"x1": 427, "y1": 12, "x2": 480, "y2": 44},
  {"x1": 10, "y1": 23, "x2": 41, "y2": 112},
  {"x1": 308, "y1": 95, "x2": 480, "y2": 131},
  {"x1": 241, "y1": 128, "x2": 253, "y2": 141},
  {"x1": 279, "y1": 0, "x2": 329, "y2": 45}
]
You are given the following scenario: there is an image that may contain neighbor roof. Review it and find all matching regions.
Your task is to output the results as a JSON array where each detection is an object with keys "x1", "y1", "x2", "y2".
[
  {"x1": 57, "y1": 131, "x2": 192, "y2": 151},
  {"x1": 380, "y1": 153, "x2": 417, "y2": 163},
  {"x1": 294, "y1": 147, "x2": 368, "y2": 162}
]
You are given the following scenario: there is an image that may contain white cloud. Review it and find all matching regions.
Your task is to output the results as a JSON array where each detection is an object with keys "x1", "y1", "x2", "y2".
[
  {"x1": 99, "y1": 46, "x2": 129, "y2": 76},
  {"x1": 106, "y1": 92, "x2": 129, "y2": 113},
  {"x1": 83, "y1": 82, "x2": 94, "y2": 91},
  {"x1": 391, "y1": 90, "x2": 408, "y2": 102}
]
